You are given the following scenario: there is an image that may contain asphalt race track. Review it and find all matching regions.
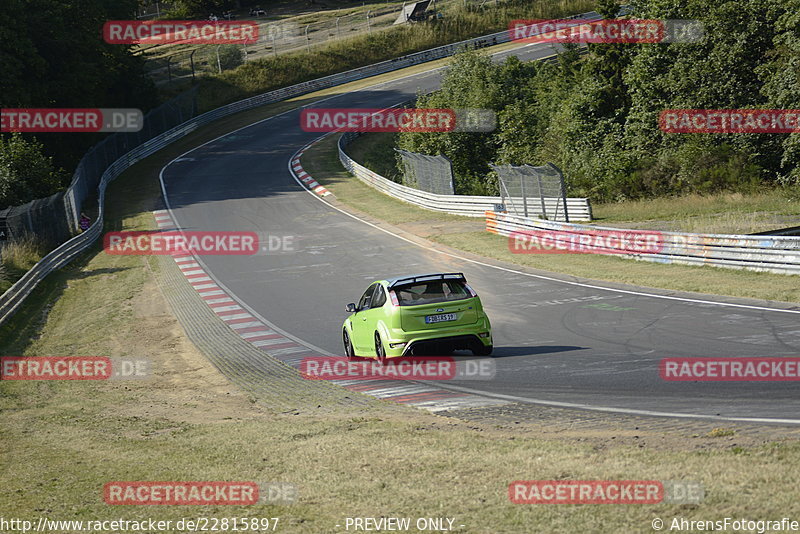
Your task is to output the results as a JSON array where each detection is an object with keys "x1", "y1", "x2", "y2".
[{"x1": 160, "y1": 40, "x2": 800, "y2": 424}]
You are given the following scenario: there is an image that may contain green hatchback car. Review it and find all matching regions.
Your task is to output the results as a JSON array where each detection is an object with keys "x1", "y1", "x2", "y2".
[{"x1": 342, "y1": 273, "x2": 493, "y2": 362}]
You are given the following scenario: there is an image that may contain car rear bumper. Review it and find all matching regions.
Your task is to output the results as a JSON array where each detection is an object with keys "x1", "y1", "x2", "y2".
[{"x1": 400, "y1": 334, "x2": 490, "y2": 357}]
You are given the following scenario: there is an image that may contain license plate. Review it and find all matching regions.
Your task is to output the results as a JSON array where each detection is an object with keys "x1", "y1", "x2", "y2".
[{"x1": 425, "y1": 313, "x2": 457, "y2": 324}]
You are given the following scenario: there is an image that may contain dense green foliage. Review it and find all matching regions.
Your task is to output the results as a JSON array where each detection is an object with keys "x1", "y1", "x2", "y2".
[
  {"x1": 0, "y1": 0, "x2": 157, "y2": 209},
  {"x1": 398, "y1": 0, "x2": 800, "y2": 200},
  {"x1": 217, "y1": 44, "x2": 245, "y2": 70},
  {"x1": 0, "y1": 135, "x2": 65, "y2": 209},
  {"x1": 161, "y1": 0, "x2": 230, "y2": 19}
]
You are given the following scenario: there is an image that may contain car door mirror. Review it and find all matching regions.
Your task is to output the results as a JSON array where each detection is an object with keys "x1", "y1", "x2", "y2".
[{"x1": 346, "y1": 303, "x2": 358, "y2": 313}]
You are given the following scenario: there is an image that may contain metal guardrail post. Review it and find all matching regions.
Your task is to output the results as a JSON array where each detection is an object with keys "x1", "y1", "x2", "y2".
[
  {"x1": 189, "y1": 50, "x2": 197, "y2": 83},
  {"x1": 520, "y1": 175, "x2": 528, "y2": 218},
  {"x1": 536, "y1": 174, "x2": 545, "y2": 219}
]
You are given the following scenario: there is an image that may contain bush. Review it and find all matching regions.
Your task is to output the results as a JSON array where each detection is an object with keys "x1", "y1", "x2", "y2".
[
  {"x1": 0, "y1": 235, "x2": 46, "y2": 275},
  {"x1": 217, "y1": 45, "x2": 244, "y2": 71},
  {"x1": 0, "y1": 263, "x2": 7, "y2": 291},
  {"x1": 0, "y1": 234, "x2": 47, "y2": 292},
  {"x1": 0, "y1": 134, "x2": 65, "y2": 210}
]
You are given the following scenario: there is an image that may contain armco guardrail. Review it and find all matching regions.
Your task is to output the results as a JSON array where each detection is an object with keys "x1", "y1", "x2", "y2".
[
  {"x1": 0, "y1": 11, "x2": 601, "y2": 327},
  {"x1": 338, "y1": 132, "x2": 593, "y2": 221},
  {"x1": 486, "y1": 211, "x2": 800, "y2": 275}
]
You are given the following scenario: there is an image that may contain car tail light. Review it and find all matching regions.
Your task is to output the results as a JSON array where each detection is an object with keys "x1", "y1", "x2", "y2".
[
  {"x1": 389, "y1": 290, "x2": 400, "y2": 306},
  {"x1": 464, "y1": 284, "x2": 477, "y2": 297}
]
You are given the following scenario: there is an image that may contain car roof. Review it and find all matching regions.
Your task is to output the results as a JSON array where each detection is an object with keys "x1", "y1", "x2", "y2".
[{"x1": 379, "y1": 272, "x2": 466, "y2": 288}]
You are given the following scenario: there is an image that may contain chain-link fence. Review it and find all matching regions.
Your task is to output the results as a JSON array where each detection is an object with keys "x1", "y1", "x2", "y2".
[
  {"x1": 62, "y1": 89, "x2": 199, "y2": 233},
  {"x1": 491, "y1": 163, "x2": 569, "y2": 222},
  {"x1": 0, "y1": 192, "x2": 69, "y2": 248},
  {"x1": 135, "y1": 1, "x2": 173, "y2": 20},
  {"x1": 396, "y1": 149, "x2": 455, "y2": 194},
  {"x1": 0, "y1": 88, "x2": 199, "y2": 256},
  {"x1": 139, "y1": 0, "x2": 511, "y2": 87},
  {"x1": 141, "y1": 5, "x2": 404, "y2": 87}
]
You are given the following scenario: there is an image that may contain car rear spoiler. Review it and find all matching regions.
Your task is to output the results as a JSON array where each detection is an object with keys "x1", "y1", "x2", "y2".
[{"x1": 388, "y1": 273, "x2": 466, "y2": 288}]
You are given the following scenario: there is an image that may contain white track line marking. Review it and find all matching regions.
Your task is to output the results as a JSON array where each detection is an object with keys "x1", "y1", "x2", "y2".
[
  {"x1": 417, "y1": 382, "x2": 800, "y2": 425},
  {"x1": 230, "y1": 321, "x2": 265, "y2": 330},
  {"x1": 205, "y1": 297, "x2": 235, "y2": 305},
  {"x1": 221, "y1": 313, "x2": 253, "y2": 321},
  {"x1": 192, "y1": 283, "x2": 219, "y2": 290},
  {"x1": 240, "y1": 330, "x2": 277, "y2": 339}
]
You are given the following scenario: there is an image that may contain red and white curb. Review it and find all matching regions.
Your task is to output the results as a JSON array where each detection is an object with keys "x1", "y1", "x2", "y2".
[
  {"x1": 153, "y1": 210, "x2": 507, "y2": 412},
  {"x1": 291, "y1": 145, "x2": 331, "y2": 197},
  {"x1": 153, "y1": 210, "x2": 175, "y2": 230}
]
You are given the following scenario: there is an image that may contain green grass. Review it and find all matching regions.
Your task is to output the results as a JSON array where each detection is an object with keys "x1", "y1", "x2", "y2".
[
  {"x1": 4, "y1": 374, "x2": 800, "y2": 533},
  {"x1": 2, "y1": 208, "x2": 799, "y2": 531},
  {"x1": 593, "y1": 191, "x2": 800, "y2": 234},
  {"x1": 707, "y1": 428, "x2": 737, "y2": 438},
  {"x1": 0, "y1": 235, "x2": 47, "y2": 293},
  {"x1": 305, "y1": 134, "x2": 800, "y2": 304},
  {"x1": 5, "y1": 364, "x2": 800, "y2": 533},
  {"x1": 346, "y1": 133, "x2": 402, "y2": 182}
]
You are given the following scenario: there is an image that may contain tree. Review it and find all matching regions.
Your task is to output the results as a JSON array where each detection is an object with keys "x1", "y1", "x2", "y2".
[
  {"x1": 164, "y1": 0, "x2": 233, "y2": 18},
  {"x1": 397, "y1": 51, "x2": 506, "y2": 195},
  {"x1": 620, "y1": 0, "x2": 792, "y2": 193},
  {"x1": 757, "y1": 1, "x2": 800, "y2": 185},
  {"x1": 0, "y1": 0, "x2": 158, "y2": 171},
  {"x1": 0, "y1": 135, "x2": 65, "y2": 209}
]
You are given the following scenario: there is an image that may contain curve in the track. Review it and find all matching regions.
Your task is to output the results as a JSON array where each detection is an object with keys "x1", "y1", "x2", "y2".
[{"x1": 159, "y1": 39, "x2": 800, "y2": 424}]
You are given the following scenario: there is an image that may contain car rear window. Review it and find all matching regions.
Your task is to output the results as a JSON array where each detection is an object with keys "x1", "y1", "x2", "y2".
[{"x1": 393, "y1": 280, "x2": 470, "y2": 306}]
